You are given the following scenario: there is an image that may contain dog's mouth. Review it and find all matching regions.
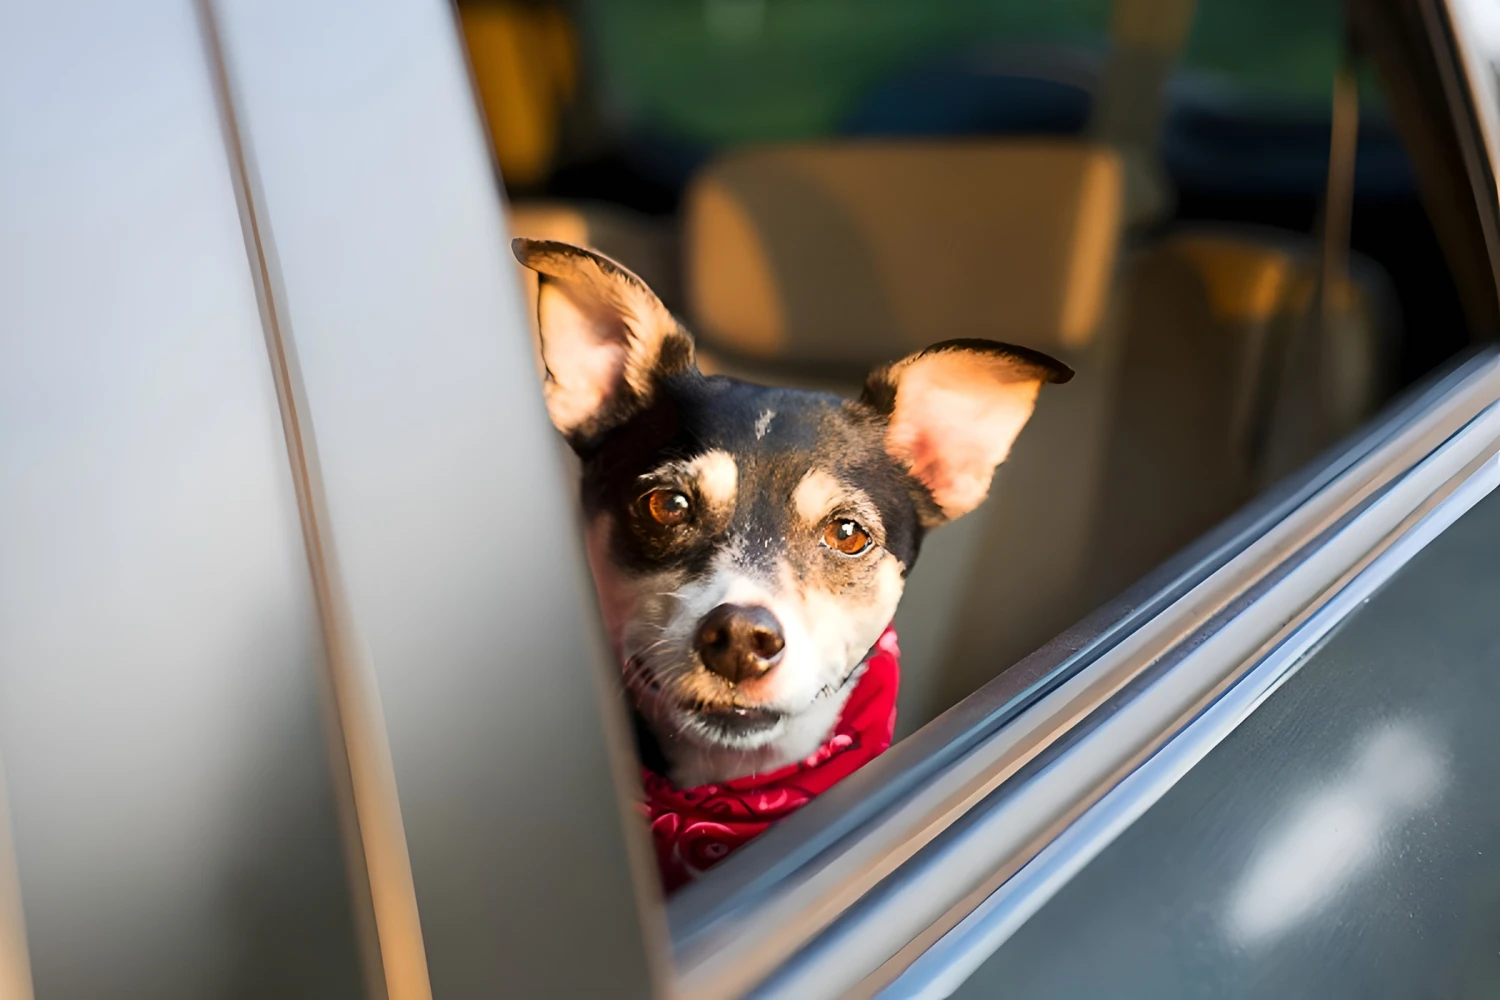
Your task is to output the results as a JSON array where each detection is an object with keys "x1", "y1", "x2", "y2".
[
  {"x1": 624, "y1": 653, "x2": 790, "y2": 745},
  {"x1": 687, "y1": 702, "x2": 785, "y2": 739},
  {"x1": 624, "y1": 656, "x2": 792, "y2": 734}
]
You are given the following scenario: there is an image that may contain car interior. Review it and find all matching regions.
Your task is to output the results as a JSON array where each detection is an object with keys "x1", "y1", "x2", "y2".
[{"x1": 458, "y1": 0, "x2": 1478, "y2": 736}]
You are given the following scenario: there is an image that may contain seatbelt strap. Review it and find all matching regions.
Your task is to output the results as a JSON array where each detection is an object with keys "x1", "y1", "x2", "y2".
[
  {"x1": 1087, "y1": 0, "x2": 1199, "y2": 227},
  {"x1": 1246, "y1": 29, "x2": 1362, "y2": 469},
  {"x1": 1319, "y1": 39, "x2": 1361, "y2": 331}
]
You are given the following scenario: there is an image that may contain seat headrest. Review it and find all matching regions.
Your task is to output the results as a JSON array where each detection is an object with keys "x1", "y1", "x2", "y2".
[{"x1": 684, "y1": 141, "x2": 1123, "y2": 366}]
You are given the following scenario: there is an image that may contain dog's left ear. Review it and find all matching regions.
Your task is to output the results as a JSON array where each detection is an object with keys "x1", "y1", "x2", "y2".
[
  {"x1": 512, "y1": 238, "x2": 695, "y2": 445},
  {"x1": 861, "y1": 339, "x2": 1073, "y2": 525}
]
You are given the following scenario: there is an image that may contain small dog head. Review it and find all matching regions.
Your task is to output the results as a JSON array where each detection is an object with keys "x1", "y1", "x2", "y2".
[{"x1": 514, "y1": 239, "x2": 1071, "y2": 782}]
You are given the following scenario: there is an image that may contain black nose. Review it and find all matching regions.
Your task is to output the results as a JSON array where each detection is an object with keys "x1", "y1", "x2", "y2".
[{"x1": 694, "y1": 603, "x2": 785, "y2": 684}]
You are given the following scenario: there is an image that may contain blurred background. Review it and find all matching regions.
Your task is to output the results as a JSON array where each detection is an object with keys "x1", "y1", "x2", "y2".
[{"x1": 459, "y1": 0, "x2": 1482, "y2": 734}]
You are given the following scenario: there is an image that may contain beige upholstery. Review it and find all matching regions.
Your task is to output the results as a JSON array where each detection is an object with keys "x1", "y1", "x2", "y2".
[
  {"x1": 922, "y1": 228, "x2": 1391, "y2": 722},
  {"x1": 684, "y1": 142, "x2": 1124, "y2": 364},
  {"x1": 1071, "y1": 233, "x2": 1264, "y2": 609}
]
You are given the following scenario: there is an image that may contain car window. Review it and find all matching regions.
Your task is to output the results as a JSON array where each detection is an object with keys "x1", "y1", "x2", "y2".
[
  {"x1": 467, "y1": 0, "x2": 1476, "y2": 719},
  {"x1": 457, "y1": 0, "x2": 1495, "y2": 961}
]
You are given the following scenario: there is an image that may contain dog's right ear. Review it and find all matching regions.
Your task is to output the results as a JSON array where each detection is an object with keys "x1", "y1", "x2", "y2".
[
  {"x1": 861, "y1": 339, "x2": 1072, "y2": 526},
  {"x1": 512, "y1": 238, "x2": 696, "y2": 445}
]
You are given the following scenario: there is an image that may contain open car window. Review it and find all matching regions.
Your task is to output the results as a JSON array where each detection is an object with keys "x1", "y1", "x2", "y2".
[
  {"x1": 455, "y1": 0, "x2": 1500, "y2": 993},
  {"x1": 460, "y1": 0, "x2": 1500, "y2": 994}
]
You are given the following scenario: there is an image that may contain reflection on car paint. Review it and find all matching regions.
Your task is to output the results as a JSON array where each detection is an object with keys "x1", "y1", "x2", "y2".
[{"x1": 1224, "y1": 720, "x2": 1446, "y2": 946}]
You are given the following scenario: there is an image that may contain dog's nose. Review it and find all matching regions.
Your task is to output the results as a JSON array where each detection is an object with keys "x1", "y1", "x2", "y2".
[{"x1": 694, "y1": 603, "x2": 785, "y2": 684}]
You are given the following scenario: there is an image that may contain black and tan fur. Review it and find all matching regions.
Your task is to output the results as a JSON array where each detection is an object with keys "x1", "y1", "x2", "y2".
[{"x1": 515, "y1": 238, "x2": 1070, "y2": 788}]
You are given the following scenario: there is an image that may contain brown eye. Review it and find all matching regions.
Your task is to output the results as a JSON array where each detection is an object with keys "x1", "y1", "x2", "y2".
[
  {"x1": 824, "y1": 518, "x2": 872, "y2": 555},
  {"x1": 643, "y1": 489, "x2": 692, "y2": 527}
]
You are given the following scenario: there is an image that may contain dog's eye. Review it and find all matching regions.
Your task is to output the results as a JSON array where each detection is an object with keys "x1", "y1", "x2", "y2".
[
  {"x1": 823, "y1": 518, "x2": 872, "y2": 556},
  {"x1": 642, "y1": 489, "x2": 692, "y2": 527}
]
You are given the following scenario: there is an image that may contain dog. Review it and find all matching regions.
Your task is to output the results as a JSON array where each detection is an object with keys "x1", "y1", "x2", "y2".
[{"x1": 513, "y1": 238, "x2": 1071, "y2": 889}]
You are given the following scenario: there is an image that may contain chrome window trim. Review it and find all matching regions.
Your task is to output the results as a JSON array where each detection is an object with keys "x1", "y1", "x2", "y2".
[
  {"x1": 885, "y1": 389, "x2": 1500, "y2": 999},
  {"x1": 669, "y1": 350, "x2": 1500, "y2": 1000}
]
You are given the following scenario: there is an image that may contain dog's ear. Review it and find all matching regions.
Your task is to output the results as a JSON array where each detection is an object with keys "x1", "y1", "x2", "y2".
[
  {"x1": 512, "y1": 238, "x2": 695, "y2": 443},
  {"x1": 861, "y1": 339, "x2": 1073, "y2": 525}
]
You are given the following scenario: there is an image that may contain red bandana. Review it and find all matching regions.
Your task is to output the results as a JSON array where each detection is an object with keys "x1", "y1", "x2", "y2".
[{"x1": 641, "y1": 625, "x2": 900, "y2": 894}]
